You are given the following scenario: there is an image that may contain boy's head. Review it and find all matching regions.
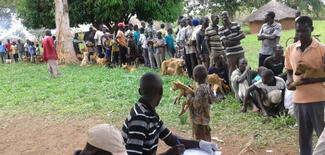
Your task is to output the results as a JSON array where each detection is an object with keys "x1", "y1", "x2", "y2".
[
  {"x1": 193, "y1": 65, "x2": 208, "y2": 83},
  {"x1": 74, "y1": 33, "x2": 78, "y2": 37},
  {"x1": 273, "y1": 44, "x2": 283, "y2": 57},
  {"x1": 31, "y1": 42, "x2": 34, "y2": 46},
  {"x1": 149, "y1": 31, "x2": 153, "y2": 37},
  {"x1": 211, "y1": 14, "x2": 219, "y2": 26},
  {"x1": 140, "y1": 28, "x2": 144, "y2": 34},
  {"x1": 139, "y1": 72, "x2": 163, "y2": 108},
  {"x1": 237, "y1": 57, "x2": 248, "y2": 72},
  {"x1": 147, "y1": 18, "x2": 153, "y2": 26},
  {"x1": 167, "y1": 28, "x2": 173, "y2": 34},
  {"x1": 18, "y1": 40, "x2": 21, "y2": 43},
  {"x1": 261, "y1": 69, "x2": 275, "y2": 85},
  {"x1": 295, "y1": 16, "x2": 313, "y2": 43},
  {"x1": 201, "y1": 16, "x2": 209, "y2": 28},
  {"x1": 221, "y1": 11, "x2": 230, "y2": 25},
  {"x1": 36, "y1": 44, "x2": 39, "y2": 47},
  {"x1": 45, "y1": 30, "x2": 52, "y2": 36},
  {"x1": 128, "y1": 24, "x2": 133, "y2": 31},
  {"x1": 134, "y1": 25, "x2": 139, "y2": 31},
  {"x1": 257, "y1": 66, "x2": 268, "y2": 76},
  {"x1": 186, "y1": 16, "x2": 192, "y2": 26},
  {"x1": 157, "y1": 31, "x2": 162, "y2": 38},
  {"x1": 7, "y1": 39, "x2": 10, "y2": 43},
  {"x1": 12, "y1": 42, "x2": 16, "y2": 45},
  {"x1": 160, "y1": 24, "x2": 165, "y2": 29},
  {"x1": 141, "y1": 21, "x2": 146, "y2": 28},
  {"x1": 177, "y1": 16, "x2": 184, "y2": 25},
  {"x1": 213, "y1": 53, "x2": 225, "y2": 67},
  {"x1": 265, "y1": 11, "x2": 275, "y2": 23}
]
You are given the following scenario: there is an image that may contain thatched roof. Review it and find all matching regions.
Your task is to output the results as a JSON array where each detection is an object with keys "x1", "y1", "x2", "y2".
[{"x1": 245, "y1": 0, "x2": 297, "y2": 22}]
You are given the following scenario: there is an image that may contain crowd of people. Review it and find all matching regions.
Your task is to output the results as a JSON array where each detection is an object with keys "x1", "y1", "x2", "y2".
[{"x1": 1, "y1": 10, "x2": 325, "y2": 155}]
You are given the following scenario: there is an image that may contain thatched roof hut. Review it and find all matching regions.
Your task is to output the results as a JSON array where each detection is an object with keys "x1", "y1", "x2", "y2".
[{"x1": 245, "y1": 0, "x2": 297, "y2": 34}]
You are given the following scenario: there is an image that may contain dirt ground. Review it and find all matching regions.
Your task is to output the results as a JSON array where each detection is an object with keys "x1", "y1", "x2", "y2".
[{"x1": 0, "y1": 116, "x2": 298, "y2": 155}]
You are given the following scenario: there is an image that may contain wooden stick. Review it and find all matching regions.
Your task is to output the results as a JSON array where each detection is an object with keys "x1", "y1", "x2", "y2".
[{"x1": 237, "y1": 133, "x2": 259, "y2": 155}]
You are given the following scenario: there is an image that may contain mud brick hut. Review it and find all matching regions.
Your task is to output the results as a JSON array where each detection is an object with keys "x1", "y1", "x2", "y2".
[{"x1": 245, "y1": 0, "x2": 297, "y2": 34}]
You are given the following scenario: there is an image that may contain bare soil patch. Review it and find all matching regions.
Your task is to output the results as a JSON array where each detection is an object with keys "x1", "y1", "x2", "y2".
[{"x1": 0, "y1": 116, "x2": 298, "y2": 155}]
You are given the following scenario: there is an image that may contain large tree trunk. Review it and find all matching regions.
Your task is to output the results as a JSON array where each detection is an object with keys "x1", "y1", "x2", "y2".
[{"x1": 55, "y1": 0, "x2": 78, "y2": 64}]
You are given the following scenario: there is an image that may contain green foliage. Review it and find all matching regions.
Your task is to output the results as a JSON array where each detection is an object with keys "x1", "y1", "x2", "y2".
[{"x1": 15, "y1": 0, "x2": 183, "y2": 31}]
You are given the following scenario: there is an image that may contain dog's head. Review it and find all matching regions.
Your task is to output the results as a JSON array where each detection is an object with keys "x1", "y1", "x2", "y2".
[
  {"x1": 295, "y1": 61, "x2": 307, "y2": 76},
  {"x1": 172, "y1": 80, "x2": 181, "y2": 91}
]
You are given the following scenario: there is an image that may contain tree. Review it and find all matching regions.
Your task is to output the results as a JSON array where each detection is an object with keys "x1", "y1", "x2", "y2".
[
  {"x1": 55, "y1": 0, "x2": 78, "y2": 64},
  {"x1": 16, "y1": 0, "x2": 183, "y2": 32}
]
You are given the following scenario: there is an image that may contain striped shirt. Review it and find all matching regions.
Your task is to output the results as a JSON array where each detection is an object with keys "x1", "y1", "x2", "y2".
[
  {"x1": 204, "y1": 26, "x2": 224, "y2": 52},
  {"x1": 122, "y1": 98, "x2": 172, "y2": 155},
  {"x1": 219, "y1": 22, "x2": 244, "y2": 56}
]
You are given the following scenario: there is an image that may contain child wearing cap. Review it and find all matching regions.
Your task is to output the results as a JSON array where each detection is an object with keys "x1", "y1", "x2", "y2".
[{"x1": 74, "y1": 124, "x2": 127, "y2": 155}]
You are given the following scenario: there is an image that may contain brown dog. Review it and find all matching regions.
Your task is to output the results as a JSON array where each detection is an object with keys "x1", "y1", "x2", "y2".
[
  {"x1": 161, "y1": 58, "x2": 186, "y2": 75},
  {"x1": 172, "y1": 80, "x2": 194, "y2": 116},
  {"x1": 290, "y1": 61, "x2": 325, "y2": 88},
  {"x1": 122, "y1": 63, "x2": 136, "y2": 72}
]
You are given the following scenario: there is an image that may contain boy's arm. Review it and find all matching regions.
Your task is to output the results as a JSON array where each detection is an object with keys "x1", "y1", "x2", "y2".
[
  {"x1": 237, "y1": 66, "x2": 251, "y2": 83},
  {"x1": 243, "y1": 85, "x2": 257, "y2": 105}
]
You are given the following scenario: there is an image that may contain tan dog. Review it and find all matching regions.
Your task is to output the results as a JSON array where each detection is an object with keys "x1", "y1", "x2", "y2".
[
  {"x1": 290, "y1": 61, "x2": 325, "y2": 88},
  {"x1": 23, "y1": 57, "x2": 30, "y2": 62},
  {"x1": 80, "y1": 52, "x2": 90, "y2": 67},
  {"x1": 96, "y1": 56, "x2": 107, "y2": 66},
  {"x1": 161, "y1": 58, "x2": 186, "y2": 75},
  {"x1": 122, "y1": 63, "x2": 137, "y2": 72},
  {"x1": 172, "y1": 80, "x2": 195, "y2": 116},
  {"x1": 206, "y1": 74, "x2": 230, "y2": 95},
  {"x1": 35, "y1": 55, "x2": 42, "y2": 64}
]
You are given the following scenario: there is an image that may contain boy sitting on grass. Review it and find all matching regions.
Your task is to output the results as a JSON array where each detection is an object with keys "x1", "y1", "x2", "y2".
[
  {"x1": 190, "y1": 65, "x2": 216, "y2": 141},
  {"x1": 242, "y1": 69, "x2": 285, "y2": 119}
]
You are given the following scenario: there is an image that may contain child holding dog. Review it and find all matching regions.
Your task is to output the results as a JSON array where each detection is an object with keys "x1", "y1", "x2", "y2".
[{"x1": 190, "y1": 65, "x2": 216, "y2": 141}]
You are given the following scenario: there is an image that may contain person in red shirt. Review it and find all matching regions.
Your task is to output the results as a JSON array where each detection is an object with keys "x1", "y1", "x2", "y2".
[
  {"x1": 5, "y1": 39, "x2": 12, "y2": 59},
  {"x1": 42, "y1": 30, "x2": 60, "y2": 78}
]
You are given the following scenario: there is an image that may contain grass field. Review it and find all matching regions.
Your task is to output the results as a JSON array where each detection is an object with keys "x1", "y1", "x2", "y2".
[{"x1": 1, "y1": 21, "x2": 324, "y2": 151}]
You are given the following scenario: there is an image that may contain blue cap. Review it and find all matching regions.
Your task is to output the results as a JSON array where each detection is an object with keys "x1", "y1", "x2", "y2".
[{"x1": 192, "y1": 18, "x2": 200, "y2": 26}]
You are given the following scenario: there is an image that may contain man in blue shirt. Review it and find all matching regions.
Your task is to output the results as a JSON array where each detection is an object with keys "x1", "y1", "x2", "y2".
[{"x1": 0, "y1": 41, "x2": 6, "y2": 64}]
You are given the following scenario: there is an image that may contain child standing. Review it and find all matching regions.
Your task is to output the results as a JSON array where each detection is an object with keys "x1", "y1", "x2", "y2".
[
  {"x1": 146, "y1": 31, "x2": 156, "y2": 68},
  {"x1": 35, "y1": 44, "x2": 41, "y2": 56},
  {"x1": 11, "y1": 42, "x2": 19, "y2": 62},
  {"x1": 165, "y1": 28, "x2": 176, "y2": 59},
  {"x1": 109, "y1": 35, "x2": 119, "y2": 66},
  {"x1": 29, "y1": 42, "x2": 35, "y2": 63},
  {"x1": 154, "y1": 31, "x2": 166, "y2": 68},
  {"x1": 139, "y1": 28, "x2": 149, "y2": 67},
  {"x1": 190, "y1": 65, "x2": 216, "y2": 141}
]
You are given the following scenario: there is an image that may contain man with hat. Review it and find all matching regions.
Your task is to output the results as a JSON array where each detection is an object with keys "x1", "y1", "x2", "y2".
[
  {"x1": 74, "y1": 124, "x2": 127, "y2": 155},
  {"x1": 116, "y1": 23, "x2": 128, "y2": 65}
]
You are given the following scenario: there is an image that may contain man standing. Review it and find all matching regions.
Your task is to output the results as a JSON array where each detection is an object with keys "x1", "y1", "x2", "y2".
[
  {"x1": 42, "y1": 30, "x2": 60, "y2": 78},
  {"x1": 176, "y1": 18, "x2": 187, "y2": 59},
  {"x1": 205, "y1": 14, "x2": 225, "y2": 68},
  {"x1": 257, "y1": 11, "x2": 282, "y2": 67},
  {"x1": 84, "y1": 27, "x2": 96, "y2": 62},
  {"x1": 116, "y1": 23, "x2": 128, "y2": 65},
  {"x1": 17, "y1": 40, "x2": 25, "y2": 61},
  {"x1": 285, "y1": 16, "x2": 325, "y2": 155},
  {"x1": 219, "y1": 11, "x2": 246, "y2": 81},
  {"x1": 94, "y1": 26, "x2": 105, "y2": 58},
  {"x1": 196, "y1": 16, "x2": 210, "y2": 69},
  {"x1": 122, "y1": 72, "x2": 218, "y2": 155}
]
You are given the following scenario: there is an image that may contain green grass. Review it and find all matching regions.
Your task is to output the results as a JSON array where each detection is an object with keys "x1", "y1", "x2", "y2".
[{"x1": 1, "y1": 20, "x2": 324, "y2": 149}]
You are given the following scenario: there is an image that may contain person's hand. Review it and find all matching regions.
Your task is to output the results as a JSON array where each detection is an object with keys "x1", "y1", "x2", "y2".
[
  {"x1": 286, "y1": 79, "x2": 296, "y2": 90},
  {"x1": 199, "y1": 140, "x2": 218, "y2": 155},
  {"x1": 164, "y1": 144, "x2": 185, "y2": 155},
  {"x1": 245, "y1": 66, "x2": 251, "y2": 71}
]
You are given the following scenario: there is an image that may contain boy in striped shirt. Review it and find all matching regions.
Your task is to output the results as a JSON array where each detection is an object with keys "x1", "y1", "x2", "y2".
[{"x1": 122, "y1": 72, "x2": 218, "y2": 155}]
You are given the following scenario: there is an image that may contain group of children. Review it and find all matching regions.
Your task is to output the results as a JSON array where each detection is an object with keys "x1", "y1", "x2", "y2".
[{"x1": 0, "y1": 39, "x2": 41, "y2": 64}]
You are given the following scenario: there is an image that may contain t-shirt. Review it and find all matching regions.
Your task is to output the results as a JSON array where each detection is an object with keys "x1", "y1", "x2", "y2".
[
  {"x1": 258, "y1": 22, "x2": 282, "y2": 55},
  {"x1": 140, "y1": 34, "x2": 147, "y2": 49},
  {"x1": 42, "y1": 36, "x2": 58, "y2": 62},
  {"x1": 190, "y1": 83, "x2": 216, "y2": 125},
  {"x1": 110, "y1": 40, "x2": 119, "y2": 52},
  {"x1": 184, "y1": 25, "x2": 196, "y2": 54},
  {"x1": 145, "y1": 26, "x2": 157, "y2": 37},
  {"x1": 94, "y1": 31, "x2": 104, "y2": 45},
  {"x1": 219, "y1": 22, "x2": 244, "y2": 56},
  {"x1": 29, "y1": 46, "x2": 35, "y2": 55},
  {"x1": 5, "y1": 43, "x2": 12, "y2": 52},
  {"x1": 285, "y1": 38, "x2": 325, "y2": 103},
  {"x1": 154, "y1": 37, "x2": 166, "y2": 54},
  {"x1": 134, "y1": 30, "x2": 141, "y2": 46},
  {"x1": 254, "y1": 76, "x2": 285, "y2": 95},
  {"x1": 205, "y1": 26, "x2": 224, "y2": 52},
  {"x1": 0, "y1": 45, "x2": 5, "y2": 53},
  {"x1": 165, "y1": 34, "x2": 175, "y2": 52},
  {"x1": 122, "y1": 98, "x2": 172, "y2": 155},
  {"x1": 116, "y1": 30, "x2": 127, "y2": 47},
  {"x1": 17, "y1": 43, "x2": 24, "y2": 52},
  {"x1": 158, "y1": 29, "x2": 167, "y2": 38},
  {"x1": 264, "y1": 56, "x2": 284, "y2": 76},
  {"x1": 11, "y1": 45, "x2": 18, "y2": 54},
  {"x1": 208, "y1": 65, "x2": 229, "y2": 84}
]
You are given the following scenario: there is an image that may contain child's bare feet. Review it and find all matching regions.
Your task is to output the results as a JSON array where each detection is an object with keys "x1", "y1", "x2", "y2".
[{"x1": 252, "y1": 108, "x2": 259, "y2": 112}]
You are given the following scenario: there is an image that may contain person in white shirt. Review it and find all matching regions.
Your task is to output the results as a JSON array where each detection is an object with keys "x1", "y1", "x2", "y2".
[{"x1": 94, "y1": 26, "x2": 105, "y2": 58}]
